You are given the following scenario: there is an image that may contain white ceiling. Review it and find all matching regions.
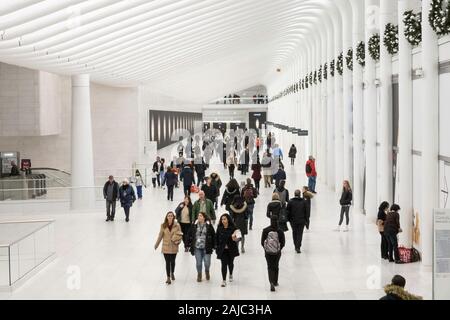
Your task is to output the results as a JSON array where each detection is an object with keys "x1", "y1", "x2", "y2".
[{"x1": 0, "y1": 0, "x2": 329, "y2": 103}]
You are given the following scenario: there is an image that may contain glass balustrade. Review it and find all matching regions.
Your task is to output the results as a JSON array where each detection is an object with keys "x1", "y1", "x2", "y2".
[{"x1": 0, "y1": 220, "x2": 55, "y2": 288}]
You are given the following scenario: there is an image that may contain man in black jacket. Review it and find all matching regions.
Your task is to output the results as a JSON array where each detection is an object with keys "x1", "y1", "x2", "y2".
[
  {"x1": 286, "y1": 190, "x2": 309, "y2": 253},
  {"x1": 103, "y1": 175, "x2": 119, "y2": 222},
  {"x1": 180, "y1": 162, "x2": 195, "y2": 196}
]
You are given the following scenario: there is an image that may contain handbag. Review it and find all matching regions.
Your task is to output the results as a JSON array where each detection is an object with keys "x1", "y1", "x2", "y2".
[
  {"x1": 232, "y1": 229, "x2": 242, "y2": 242},
  {"x1": 190, "y1": 185, "x2": 199, "y2": 193},
  {"x1": 171, "y1": 230, "x2": 183, "y2": 245},
  {"x1": 376, "y1": 219, "x2": 384, "y2": 232}
]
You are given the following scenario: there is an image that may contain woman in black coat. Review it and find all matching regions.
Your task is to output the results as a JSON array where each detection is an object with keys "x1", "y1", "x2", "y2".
[
  {"x1": 220, "y1": 179, "x2": 240, "y2": 213},
  {"x1": 335, "y1": 180, "x2": 352, "y2": 232},
  {"x1": 377, "y1": 201, "x2": 390, "y2": 260},
  {"x1": 229, "y1": 195, "x2": 248, "y2": 254},
  {"x1": 216, "y1": 214, "x2": 240, "y2": 287},
  {"x1": 175, "y1": 196, "x2": 194, "y2": 252},
  {"x1": 288, "y1": 144, "x2": 297, "y2": 165},
  {"x1": 119, "y1": 179, "x2": 136, "y2": 222},
  {"x1": 188, "y1": 212, "x2": 216, "y2": 282},
  {"x1": 267, "y1": 193, "x2": 283, "y2": 220}
]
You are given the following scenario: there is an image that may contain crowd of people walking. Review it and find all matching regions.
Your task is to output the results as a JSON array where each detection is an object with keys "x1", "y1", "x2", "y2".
[{"x1": 100, "y1": 131, "x2": 417, "y2": 297}]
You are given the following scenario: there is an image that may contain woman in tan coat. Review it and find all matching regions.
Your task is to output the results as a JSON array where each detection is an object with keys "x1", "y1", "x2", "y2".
[{"x1": 154, "y1": 211, "x2": 183, "y2": 284}]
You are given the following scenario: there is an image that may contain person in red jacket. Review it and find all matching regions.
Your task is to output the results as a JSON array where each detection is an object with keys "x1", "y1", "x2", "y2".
[{"x1": 305, "y1": 156, "x2": 317, "y2": 194}]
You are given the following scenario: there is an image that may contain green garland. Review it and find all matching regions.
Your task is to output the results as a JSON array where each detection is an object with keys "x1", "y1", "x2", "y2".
[
  {"x1": 336, "y1": 52, "x2": 343, "y2": 75},
  {"x1": 305, "y1": 75, "x2": 309, "y2": 89},
  {"x1": 330, "y1": 59, "x2": 335, "y2": 77},
  {"x1": 309, "y1": 72, "x2": 313, "y2": 86},
  {"x1": 356, "y1": 41, "x2": 365, "y2": 67},
  {"x1": 404, "y1": 10, "x2": 422, "y2": 46},
  {"x1": 318, "y1": 65, "x2": 323, "y2": 83},
  {"x1": 313, "y1": 70, "x2": 317, "y2": 84},
  {"x1": 323, "y1": 63, "x2": 328, "y2": 80},
  {"x1": 346, "y1": 48, "x2": 353, "y2": 71},
  {"x1": 368, "y1": 33, "x2": 380, "y2": 61},
  {"x1": 383, "y1": 23, "x2": 399, "y2": 55},
  {"x1": 429, "y1": 0, "x2": 450, "y2": 36}
]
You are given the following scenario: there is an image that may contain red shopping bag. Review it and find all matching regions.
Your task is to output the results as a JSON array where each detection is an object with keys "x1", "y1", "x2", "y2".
[
  {"x1": 398, "y1": 246, "x2": 412, "y2": 263},
  {"x1": 190, "y1": 185, "x2": 199, "y2": 193}
]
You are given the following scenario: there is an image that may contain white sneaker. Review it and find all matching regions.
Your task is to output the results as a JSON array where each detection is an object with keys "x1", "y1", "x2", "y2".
[
  {"x1": 343, "y1": 226, "x2": 349, "y2": 232},
  {"x1": 334, "y1": 226, "x2": 341, "y2": 232},
  {"x1": 229, "y1": 274, "x2": 233, "y2": 282},
  {"x1": 221, "y1": 281, "x2": 226, "y2": 287}
]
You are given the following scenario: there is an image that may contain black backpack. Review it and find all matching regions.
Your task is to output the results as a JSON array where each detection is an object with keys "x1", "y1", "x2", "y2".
[{"x1": 306, "y1": 163, "x2": 312, "y2": 174}]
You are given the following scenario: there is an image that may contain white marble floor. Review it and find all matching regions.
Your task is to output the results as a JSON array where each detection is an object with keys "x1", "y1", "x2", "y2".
[{"x1": 0, "y1": 145, "x2": 432, "y2": 300}]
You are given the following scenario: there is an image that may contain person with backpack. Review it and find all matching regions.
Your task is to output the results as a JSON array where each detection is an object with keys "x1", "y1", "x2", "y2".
[
  {"x1": 288, "y1": 144, "x2": 297, "y2": 165},
  {"x1": 241, "y1": 178, "x2": 258, "y2": 231},
  {"x1": 273, "y1": 180, "x2": 289, "y2": 232},
  {"x1": 334, "y1": 180, "x2": 353, "y2": 232},
  {"x1": 305, "y1": 156, "x2": 317, "y2": 193},
  {"x1": 286, "y1": 190, "x2": 309, "y2": 253},
  {"x1": 261, "y1": 216, "x2": 286, "y2": 292}
]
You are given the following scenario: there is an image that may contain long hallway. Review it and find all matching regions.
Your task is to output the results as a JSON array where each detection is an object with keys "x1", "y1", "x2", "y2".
[{"x1": 0, "y1": 144, "x2": 431, "y2": 300}]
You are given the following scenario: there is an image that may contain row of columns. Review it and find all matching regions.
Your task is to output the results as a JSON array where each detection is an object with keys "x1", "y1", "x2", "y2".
[{"x1": 267, "y1": 0, "x2": 440, "y2": 266}]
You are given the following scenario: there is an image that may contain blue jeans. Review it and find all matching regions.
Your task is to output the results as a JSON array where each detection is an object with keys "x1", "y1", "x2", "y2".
[
  {"x1": 136, "y1": 186, "x2": 143, "y2": 199},
  {"x1": 194, "y1": 248, "x2": 211, "y2": 273},
  {"x1": 308, "y1": 176, "x2": 316, "y2": 192}
]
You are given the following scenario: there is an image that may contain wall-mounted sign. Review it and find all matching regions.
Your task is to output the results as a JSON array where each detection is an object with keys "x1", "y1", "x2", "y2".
[{"x1": 434, "y1": 209, "x2": 450, "y2": 300}]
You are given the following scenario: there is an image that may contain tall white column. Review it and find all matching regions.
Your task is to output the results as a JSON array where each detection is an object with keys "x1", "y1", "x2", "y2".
[
  {"x1": 351, "y1": 0, "x2": 365, "y2": 213},
  {"x1": 71, "y1": 74, "x2": 95, "y2": 210},
  {"x1": 364, "y1": 0, "x2": 379, "y2": 221},
  {"x1": 320, "y1": 25, "x2": 329, "y2": 186},
  {"x1": 421, "y1": 0, "x2": 439, "y2": 267},
  {"x1": 327, "y1": 17, "x2": 336, "y2": 190},
  {"x1": 314, "y1": 36, "x2": 321, "y2": 170},
  {"x1": 378, "y1": 0, "x2": 395, "y2": 204},
  {"x1": 397, "y1": 0, "x2": 415, "y2": 248},
  {"x1": 338, "y1": 0, "x2": 354, "y2": 184},
  {"x1": 333, "y1": 9, "x2": 344, "y2": 193}
]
